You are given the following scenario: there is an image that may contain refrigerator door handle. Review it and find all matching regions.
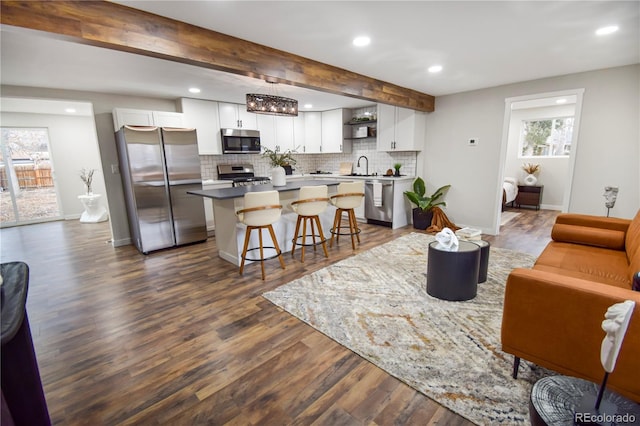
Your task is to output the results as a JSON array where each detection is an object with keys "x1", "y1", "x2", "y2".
[
  {"x1": 137, "y1": 180, "x2": 168, "y2": 187},
  {"x1": 169, "y1": 179, "x2": 203, "y2": 186}
]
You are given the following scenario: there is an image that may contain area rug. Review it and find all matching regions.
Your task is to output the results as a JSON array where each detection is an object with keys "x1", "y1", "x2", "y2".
[
  {"x1": 263, "y1": 232, "x2": 552, "y2": 425},
  {"x1": 500, "y1": 211, "x2": 522, "y2": 226}
]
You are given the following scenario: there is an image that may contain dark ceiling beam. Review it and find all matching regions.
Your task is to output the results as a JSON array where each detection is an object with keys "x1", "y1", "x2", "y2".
[{"x1": 0, "y1": 1, "x2": 435, "y2": 112}]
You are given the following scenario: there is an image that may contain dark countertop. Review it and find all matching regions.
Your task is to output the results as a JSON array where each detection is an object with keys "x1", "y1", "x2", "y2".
[{"x1": 188, "y1": 179, "x2": 342, "y2": 200}]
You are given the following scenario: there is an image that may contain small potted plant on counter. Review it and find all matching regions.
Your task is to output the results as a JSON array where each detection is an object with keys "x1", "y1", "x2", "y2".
[
  {"x1": 393, "y1": 163, "x2": 402, "y2": 177},
  {"x1": 403, "y1": 177, "x2": 451, "y2": 230},
  {"x1": 262, "y1": 147, "x2": 297, "y2": 186}
]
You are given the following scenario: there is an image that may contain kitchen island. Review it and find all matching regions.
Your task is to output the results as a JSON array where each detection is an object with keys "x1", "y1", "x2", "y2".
[{"x1": 188, "y1": 180, "x2": 342, "y2": 265}]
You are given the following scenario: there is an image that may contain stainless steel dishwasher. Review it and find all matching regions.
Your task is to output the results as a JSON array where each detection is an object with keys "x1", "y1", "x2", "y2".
[{"x1": 365, "y1": 180, "x2": 394, "y2": 226}]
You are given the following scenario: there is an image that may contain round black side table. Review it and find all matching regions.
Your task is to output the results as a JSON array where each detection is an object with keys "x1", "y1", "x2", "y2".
[
  {"x1": 471, "y1": 240, "x2": 490, "y2": 283},
  {"x1": 530, "y1": 376, "x2": 640, "y2": 426},
  {"x1": 426, "y1": 240, "x2": 480, "y2": 301}
]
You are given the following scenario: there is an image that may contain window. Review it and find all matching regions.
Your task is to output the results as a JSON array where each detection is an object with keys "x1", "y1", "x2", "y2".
[{"x1": 519, "y1": 116, "x2": 573, "y2": 157}]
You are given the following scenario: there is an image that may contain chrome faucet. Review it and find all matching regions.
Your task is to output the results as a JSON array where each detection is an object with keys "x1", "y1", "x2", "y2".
[{"x1": 357, "y1": 155, "x2": 369, "y2": 176}]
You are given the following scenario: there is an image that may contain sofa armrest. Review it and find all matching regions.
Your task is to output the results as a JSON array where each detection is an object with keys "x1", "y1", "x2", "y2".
[
  {"x1": 551, "y1": 214, "x2": 631, "y2": 249},
  {"x1": 501, "y1": 268, "x2": 640, "y2": 402}
]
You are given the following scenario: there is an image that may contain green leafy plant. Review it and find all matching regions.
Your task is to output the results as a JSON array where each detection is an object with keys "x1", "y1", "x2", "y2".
[
  {"x1": 262, "y1": 146, "x2": 297, "y2": 167},
  {"x1": 403, "y1": 177, "x2": 450, "y2": 212},
  {"x1": 393, "y1": 163, "x2": 402, "y2": 171}
]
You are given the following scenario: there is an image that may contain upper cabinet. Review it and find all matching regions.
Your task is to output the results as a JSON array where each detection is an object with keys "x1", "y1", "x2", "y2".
[
  {"x1": 218, "y1": 102, "x2": 258, "y2": 130},
  {"x1": 113, "y1": 108, "x2": 185, "y2": 130},
  {"x1": 321, "y1": 109, "x2": 351, "y2": 153},
  {"x1": 257, "y1": 114, "x2": 302, "y2": 153},
  {"x1": 377, "y1": 104, "x2": 425, "y2": 151},
  {"x1": 256, "y1": 114, "x2": 277, "y2": 151},
  {"x1": 303, "y1": 112, "x2": 322, "y2": 153},
  {"x1": 178, "y1": 98, "x2": 222, "y2": 155}
]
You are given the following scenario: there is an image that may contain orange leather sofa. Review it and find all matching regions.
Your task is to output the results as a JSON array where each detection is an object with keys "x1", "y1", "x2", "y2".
[{"x1": 501, "y1": 209, "x2": 640, "y2": 402}]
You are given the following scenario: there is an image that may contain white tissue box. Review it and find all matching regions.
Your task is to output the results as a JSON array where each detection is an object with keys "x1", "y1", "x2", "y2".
[{"x1": 456, "y1": 227, "x2": 482, "y2": 240}]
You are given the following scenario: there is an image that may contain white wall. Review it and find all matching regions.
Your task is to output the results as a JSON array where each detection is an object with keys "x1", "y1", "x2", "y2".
[
  {"x1": 425, "y1": 65, "x2": 639, "y2": 234},
  {"x1": 1, "y1": 85, "x2": 178, "y2": 245},
  {"x1": 0, "y1": 110, "x2": 106, "y2": 219},
  {"x1": 505, "y1": 104, "x2": 574, "y2": 210}
]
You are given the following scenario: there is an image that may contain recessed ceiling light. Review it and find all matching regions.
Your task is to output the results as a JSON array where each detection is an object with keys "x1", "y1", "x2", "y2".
[
  {"x1": 65, "y1": 108, "x2": 76, "y2": 113},
  {"x1": 596, "y1": 25, "x2": 619, "y2": 36},
  {"x1": 428, "y1": 65, "x2": 443, "y2": 73},
  {"x1": 556, "y1": 98, "x2": 567, "y2": 104},
  {"x1": 353, "y1": 36, "x2": 370, "y2": 47},
  {"x1": 188, "y1": 87, "x2": 201, "y2": 93}
]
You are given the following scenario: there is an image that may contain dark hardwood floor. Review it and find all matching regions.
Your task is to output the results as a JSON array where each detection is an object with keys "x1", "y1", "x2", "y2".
[{"x1": 0, "y1": 207, "x2": 558, "y2": 425}]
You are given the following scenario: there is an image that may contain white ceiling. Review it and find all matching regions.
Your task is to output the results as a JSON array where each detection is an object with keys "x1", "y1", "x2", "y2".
[{"x1": 1, "y1": 1, "x2": 638, "y2": 112}]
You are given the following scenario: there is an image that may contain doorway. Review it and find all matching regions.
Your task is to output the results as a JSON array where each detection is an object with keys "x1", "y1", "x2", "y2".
[
  {"x1": 0, "y1": 127, "x2": 62, "y2": 227},
  {"x1": 496, "y1": 89, "x2": 585, "y2": 232}
]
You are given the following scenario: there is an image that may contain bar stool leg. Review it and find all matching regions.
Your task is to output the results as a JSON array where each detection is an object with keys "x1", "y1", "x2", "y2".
[
  {"x1": 301, "y1": 217, "x2": 308, "y2": 262},
  {"x1": 310, "y1": 218, "x2": 317, "y2": 251},
  {"x1": 350, "y1": 209, "x2": 360, "y2": 244},
  {"x1": 267, "y1": 224, "x2": 286, "y2": 271},
  {"x1": 314, "y1": 215, "x2": 329, "y2": 258},
  {"x1": 258, "y1": 227, "x2": 265, "y2": 280},
  {"x1": 329, "y1": 209, "x2": 342, "y2": 247},
  {"x1": 239, "y1": 226, "x2": 253, "y2": 276},
  {"x1": 291, "y1": 215, "x2": 302, "y2": 256},
  {"x1": 347, "y1": 209, "x2": 356, "y2": 250}
]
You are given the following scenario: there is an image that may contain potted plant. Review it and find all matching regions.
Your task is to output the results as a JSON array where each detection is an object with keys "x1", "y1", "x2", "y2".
[
  {"x1": 393, "y1": 163, "x2": 402, "y2": 177},
  {"x1": 403, "y1": 177, "x2": 451, "y2": 230},
  {"x1": 262, "y1": 147, "x2": 297, "y2": 186}
]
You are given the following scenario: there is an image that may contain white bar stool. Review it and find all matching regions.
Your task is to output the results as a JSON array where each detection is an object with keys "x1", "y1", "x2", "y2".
[
  {"x1": 329, "y1": 181, "x2": 365, "y2": 250},
  {"x1": 236, "y1": 190, "x2": 286, "y2": 280},
  {"x1": 290, "y1": 185, "x2": 330, "y2": 262}
]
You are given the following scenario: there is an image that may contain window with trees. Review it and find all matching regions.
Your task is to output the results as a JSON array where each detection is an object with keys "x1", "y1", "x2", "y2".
[{"x1": 519, "y1": 116, "x2": 574, "y2": 157}]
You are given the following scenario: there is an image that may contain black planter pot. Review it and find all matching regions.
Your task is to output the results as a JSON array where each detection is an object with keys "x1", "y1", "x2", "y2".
[{"x1": 412, "y1": 208, "x2": 434, "y2": 230}]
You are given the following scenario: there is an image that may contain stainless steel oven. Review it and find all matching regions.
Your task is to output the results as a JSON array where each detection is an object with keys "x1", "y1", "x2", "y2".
[{"x1": 217, "y1": 164, "x2": 270, "y2": 187}]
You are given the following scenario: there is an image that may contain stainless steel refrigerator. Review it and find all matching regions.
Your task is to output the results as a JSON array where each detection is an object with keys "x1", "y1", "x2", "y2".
[{"x1": 115, "y1": 126, "x2": 207, "y2": 254}]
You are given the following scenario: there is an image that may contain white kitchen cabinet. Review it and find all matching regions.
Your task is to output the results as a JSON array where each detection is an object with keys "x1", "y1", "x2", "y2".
[
  {"x1": 152, "y1": 111, "x2": 185, "y2": 127},
  {"x1": 218, "y1": 102, "x2": 257, "y2": 129},
  {"x1": 321, "y1": 109, "x2": 351, "y2": 153},
  {"x1": 256, "y1": 114, "x2": 277, "y2": 151},
  {"x1": 113, "y1": 108, "x2": 154, "y2": 129},
  {"x1": 257, "y1": 114, "x2": 301, "y2": 153},
  {"x1": 377, "y1": 104, "x2": 425, "y2": 151},
  {"x1": 178, "y1": 98, "x2": 222, "y2": 155},
  {"x1": 275, "y1": 116, "x2": 296, "y2": 152},
  {"x1": 112, "y1": 108, "x2": 185, "y2": 130},
  {"x1": 303, "y1": 111, "x2": 322, "y2": 153},
  {"x1": 293, "y1": 114, "x2": 305, "y2": 152}
]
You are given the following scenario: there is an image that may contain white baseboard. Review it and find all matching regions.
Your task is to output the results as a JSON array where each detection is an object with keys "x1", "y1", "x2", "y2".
[{"x1": 112, "y1": 238, "x2": 131, "y2": 247}]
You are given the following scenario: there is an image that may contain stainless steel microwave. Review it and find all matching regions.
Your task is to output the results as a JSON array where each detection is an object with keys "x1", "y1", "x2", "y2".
[{"x1": 221, "y1": 128, "x2": 261, "y2": 154}]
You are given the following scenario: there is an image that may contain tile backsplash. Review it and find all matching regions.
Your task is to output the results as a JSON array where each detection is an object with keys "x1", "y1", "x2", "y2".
[{"x1": 200, "y1": 140, "x2": 417, "y2": 180}]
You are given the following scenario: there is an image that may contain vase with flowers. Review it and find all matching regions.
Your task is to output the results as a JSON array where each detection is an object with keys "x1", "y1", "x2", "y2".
[
  {"x1": 262, "y1": 147, "x2": 297, "y2": 186},
  {"x1": 522, "y1": 162, "x2": 540, "y2": 186},
  {"x1": 80, "y1": 168, "x2": 95, "y2": 195}
]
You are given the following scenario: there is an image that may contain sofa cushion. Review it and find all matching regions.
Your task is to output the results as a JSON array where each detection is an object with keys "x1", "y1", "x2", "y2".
[
  {"x1": 552, "y1": 223, "x2": 625, "y2": 250},
  {"x1": 625, "y1": 209, "x2": 640, "y2": 262},
  {"x1": 535, "y1": 241, "x2": 630, "y2": 288}
]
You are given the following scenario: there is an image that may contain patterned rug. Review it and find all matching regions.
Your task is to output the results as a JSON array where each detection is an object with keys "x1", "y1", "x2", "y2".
[{"x1": 263, "y1": 232, "x2": 552, "y2": 425}]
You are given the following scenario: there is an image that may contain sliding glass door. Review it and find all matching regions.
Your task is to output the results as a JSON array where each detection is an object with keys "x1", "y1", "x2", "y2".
[{"x1": 0, "y1": 127, "x2": 62, "y2": 227}]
